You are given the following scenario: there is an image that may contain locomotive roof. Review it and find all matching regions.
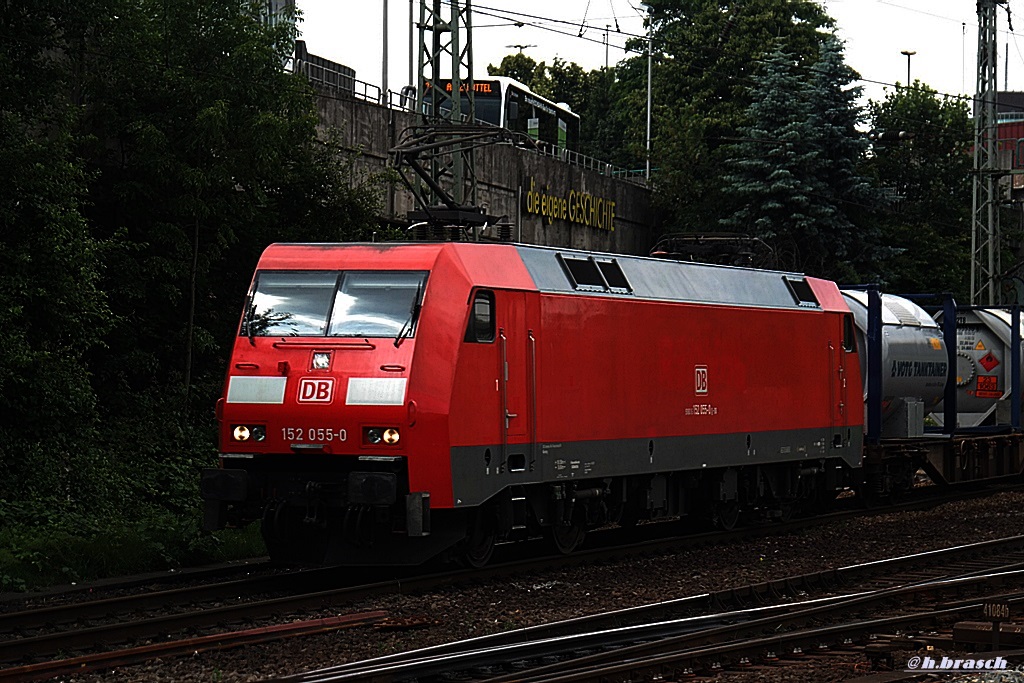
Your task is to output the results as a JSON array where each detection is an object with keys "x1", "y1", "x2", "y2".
[
  {"x1": 513, "y1": 244, "x2": 837, "y2": 312},
  {"x1": 260, "y1": 242, "x2": 842, "y2": 312}
]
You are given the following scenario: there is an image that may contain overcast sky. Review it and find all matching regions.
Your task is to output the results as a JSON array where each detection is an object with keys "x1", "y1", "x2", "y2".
[{"x1": 295, "y1": 1, "x2": 1018, "y2": 106}]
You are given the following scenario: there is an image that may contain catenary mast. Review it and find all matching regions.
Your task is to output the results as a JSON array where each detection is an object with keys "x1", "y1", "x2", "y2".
[
  {"x1": 414, "y1": 0, "x2": 477, "y2": 209},
  {"x1": 972, "y1": 0, "x2": 1006, "y2": 304}
]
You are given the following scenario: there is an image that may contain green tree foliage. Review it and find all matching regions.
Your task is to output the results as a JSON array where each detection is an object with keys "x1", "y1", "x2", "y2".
[
  {"x1": 79, "y1": 0, "x2": 381, "y2": 529},
  {"x1": 0, "y1": 1, "x2": 112, "y2": 529},
  {"x1": 541, "y1": 58, "x2": 588, "y2": 108},
  {"x1": 576, "y1": 65, "x2": 637, "y2": 165},
  {"x1": 721, "y1": 38, "x2": 883, "y2": 280},
  {"x1": 720, "y1": 47, "x2": 831, "y2": 273},
  {"x1": 79, "y1": 0, "x2": 372, "y2": 409},
  {"x1": 864, "y1": 84, "x2": 973, "y2": 296},
  {"x1": 487, "y1": 53, "x2": 545, "y2": 86},
  {"x1": 808, "y1": 35, "x2": 883, "y2": 249},
  {"x1": 1, "y1": 0, "x2": 381, "y2": 584},
  {"x1": 631, "y1": 0, "x2": 835, "y2": 229}
]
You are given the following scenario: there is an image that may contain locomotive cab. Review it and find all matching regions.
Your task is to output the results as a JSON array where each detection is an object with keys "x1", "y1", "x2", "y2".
[
  {"x1": 205, "y1": 248, "x2": 432, "y2": 563},
  {"x1": 200, "y1": 243, "x2": 539, "y2": 565}
]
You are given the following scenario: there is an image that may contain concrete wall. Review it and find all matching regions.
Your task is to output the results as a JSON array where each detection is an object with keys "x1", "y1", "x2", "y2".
[{"x1": 312, "y1": 88, "x2": 657, "y2": 256}]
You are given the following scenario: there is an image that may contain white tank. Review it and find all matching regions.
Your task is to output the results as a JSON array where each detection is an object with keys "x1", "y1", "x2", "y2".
[
  {"x1": 934, "y1": 308, "x2": 1024, "y2": 427},
  {"x1": 842, "y1": 291, "x2": 948, "y2": 437}
]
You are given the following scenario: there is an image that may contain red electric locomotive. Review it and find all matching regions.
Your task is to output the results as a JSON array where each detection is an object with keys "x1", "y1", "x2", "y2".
[{"x1": 201, "y1": 242, "x2": 863, "y2": 565}]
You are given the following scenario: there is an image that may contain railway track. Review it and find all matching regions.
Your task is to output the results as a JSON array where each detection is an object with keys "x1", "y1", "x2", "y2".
[
  {"x1": 0, "y1": 564, "x2": 396, "y2": 665},
  {"x1": 280, "y1": 535, "x2": 1024, "y2": 682},
  {"x1": 1, "y1": 482, "x2": 1021, "y2": 681},
  {"x1": 0, "y1": 556, "x2": 274, "y2": 609}
]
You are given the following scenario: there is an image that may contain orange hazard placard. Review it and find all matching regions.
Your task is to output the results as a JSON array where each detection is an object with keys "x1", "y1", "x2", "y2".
[
  {"x1": 976, "y1": 375, "x2": 1002, "y2": 399},
  {"x1": 979, "y1": 352, "x2": 1000, "y2": 372}
]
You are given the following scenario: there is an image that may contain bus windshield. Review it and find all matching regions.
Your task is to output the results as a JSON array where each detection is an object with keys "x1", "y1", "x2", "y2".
[{"x1": 242, "y1": 271, "x2": 428, "y2": 338}]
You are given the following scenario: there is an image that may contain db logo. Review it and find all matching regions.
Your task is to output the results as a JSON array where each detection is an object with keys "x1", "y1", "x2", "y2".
[
  {"x1": 298, "y1": 378, "x2": 334, "y2": 403},
  {"x1": 694, "y1": 365, "x2": 708, "y2": 395}
]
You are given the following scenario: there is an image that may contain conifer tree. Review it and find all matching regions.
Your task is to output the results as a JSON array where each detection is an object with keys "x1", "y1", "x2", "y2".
[
  {"x1": 721, "y1": 38, "x2": 881, "y2": 280},
  {"x1": 805, "y1": 34, "x2": 887, "y2": 280},
  {"x1": 721, "y1": 47, "x2": 834, "y2": 274}
]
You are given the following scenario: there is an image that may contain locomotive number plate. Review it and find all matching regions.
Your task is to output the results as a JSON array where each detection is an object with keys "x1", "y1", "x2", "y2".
[
  {"x1": 685, "y1": 403, "x2": 719, "y2": 416},
  {"x1": 281, "y1": 427, "x2": 348, "y2": 442}
]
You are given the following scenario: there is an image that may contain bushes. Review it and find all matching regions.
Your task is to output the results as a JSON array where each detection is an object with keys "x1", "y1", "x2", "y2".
[
  {"x1": 0, "y1": 509, "x2": 265, "y2": 591},
  {"x1": 0, "y1": 389, "x2": 268, "y2": 590},
  {"x1": 1, "y1": 0, "x2": 381, "y2": 590}
]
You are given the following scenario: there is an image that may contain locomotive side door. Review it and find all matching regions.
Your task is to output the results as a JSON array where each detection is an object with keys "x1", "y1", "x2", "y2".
[
  {"x1": 496, "y1": 291, "x2": 532, "y2": 463},
  {"x1": 829, "y1": 314, "x2": 855, "y2": 447}
]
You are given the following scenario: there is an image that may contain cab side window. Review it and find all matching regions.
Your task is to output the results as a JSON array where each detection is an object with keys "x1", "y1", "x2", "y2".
[
  {"x1": 465, "y1": 290, "x2": 495, "y2": 343},
  {"x1": 843, "y1": 314, "x2": 856, "y2": 352}
]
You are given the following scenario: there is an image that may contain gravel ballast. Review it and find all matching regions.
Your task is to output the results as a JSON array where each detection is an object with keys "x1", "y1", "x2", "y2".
[{"x1": 57, "y1": 491, "x2": 1024, "y2": 682}]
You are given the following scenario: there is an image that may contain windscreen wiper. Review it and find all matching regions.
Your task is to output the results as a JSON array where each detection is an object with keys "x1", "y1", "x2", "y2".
[
  {"x1": 394, "y1": 281, "x2": 423, "y2": 348},
  {"x1": 245, "y1": 303, "x2": 256, "y2": 347}
]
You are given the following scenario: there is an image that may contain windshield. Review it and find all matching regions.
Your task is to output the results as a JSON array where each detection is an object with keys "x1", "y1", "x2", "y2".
[{"x1": 241, "y1": 270, "x2": 428, "y2": 338}]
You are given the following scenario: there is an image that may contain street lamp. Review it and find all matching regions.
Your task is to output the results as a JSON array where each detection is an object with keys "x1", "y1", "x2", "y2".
[
  {"x1": 382, "y1": 0, "x2": 388, "y2": 100},
  {"x1": 645, "y1": 4, "x2": 652, "y2": 181},
  {"x1": 901, "y1": 49, "x2": 916, "y2": 88}
]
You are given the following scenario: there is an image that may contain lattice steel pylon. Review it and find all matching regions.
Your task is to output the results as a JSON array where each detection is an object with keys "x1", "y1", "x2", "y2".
[
  {"x1": 413, "y1": 0, "x2": 477, "y2": 212},
  {"x1": 972, "y1": 0, "x2": 1007, "y2": 305}
]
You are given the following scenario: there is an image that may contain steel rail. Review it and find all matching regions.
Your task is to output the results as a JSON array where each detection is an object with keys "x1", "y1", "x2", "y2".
[
  {"x1": 496, "y1": 605, "x2": 1024, "y2": 683},
  {"x1": 0, "y1": 611, "x2": 387, "y2": 683},
  {"x1": 487, "y1": 581, "x2": 1024, "y2": 683},
  {"x1": 0, "y1": 565, "x2": 365, "y2": 635},
  {"x1": 0, "y1": 557, "x2": 272, "y2": 605},
  {"x1": 379, "y1": 580, "x2": 1024, "y2": 683},
  {"x1": 281, "y1": 539, "x2": 1024, "y2": 682},
  {"x1": 2, "y1": 481, "x2": 1021, "y2": 675}
]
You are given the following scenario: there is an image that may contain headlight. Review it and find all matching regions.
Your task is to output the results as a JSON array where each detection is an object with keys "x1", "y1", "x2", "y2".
[
  {"x1": 363, "y1": 427, "x2": 400, "y2": 445},
  {"x1": 232, "y1": 425, "x2": 266, "y2": 442},
  {"x1": 312, "y1": 352, "x2": 332, "y2": 370}
]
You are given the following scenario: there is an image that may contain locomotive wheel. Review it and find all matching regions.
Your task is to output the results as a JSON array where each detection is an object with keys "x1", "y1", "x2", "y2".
[
  {"x1": 713, "y1": 501, "x2": 741, "y2": 531},
  {"x1": 549, "y1": 522, "x2": 586, "y2": 554},
  {"x1": 461, "y1": 511, "x2": 497, "y2": 568},
  {"x1": 777, "y1": 500, "x2": 795, "y2": 523},
  {"x1": 261, "y1": 504, "x2": 305, "y2": 564}
]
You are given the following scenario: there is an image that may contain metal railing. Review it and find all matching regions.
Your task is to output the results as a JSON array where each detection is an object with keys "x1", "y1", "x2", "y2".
[{"x1": 294, "y1": 57, "x2": 648, "y2": 186}]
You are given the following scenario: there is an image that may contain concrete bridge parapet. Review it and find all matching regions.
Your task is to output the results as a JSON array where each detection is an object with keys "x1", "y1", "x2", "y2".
[{"x1": 312, "y1": 87, "x2": 657, "y2": 256}]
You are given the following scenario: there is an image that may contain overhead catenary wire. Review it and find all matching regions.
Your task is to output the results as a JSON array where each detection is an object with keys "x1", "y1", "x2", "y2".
[
  {"x1": 577, "y1": 0, "x2": 591, "y2": 37},
  {"x1": 0, "y1": 2, "x2": 969, "y2": 144},
  {"x1": 0, "y1": 4, "x2": 962, "y2": 149},
  {"x1": 471, "y1": 0, "x2": 1024, "y2": 111},
  {"x1": 465, "y1": 0, "x2": 1024, "y2": 144},
  {"x1": 0, "y1": 7, "x2": 974, "y2": 231},
  {"x1": 607, "y1": 0, "x2": 620, "y2": 32},
  {"x1": 0, "y1": 1, "x2": 998, "y2": 153}
]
